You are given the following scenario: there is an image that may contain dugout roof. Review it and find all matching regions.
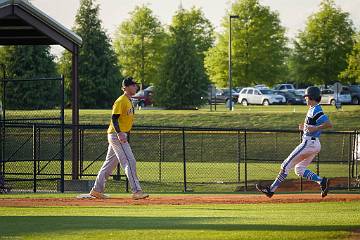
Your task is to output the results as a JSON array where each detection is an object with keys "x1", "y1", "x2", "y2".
[
  {"x1": 0, "y1": 0, "x2": 82, "y2": 51},
  {"x1": 0, "y1": 0, "x2": 82, "y2": 179}
]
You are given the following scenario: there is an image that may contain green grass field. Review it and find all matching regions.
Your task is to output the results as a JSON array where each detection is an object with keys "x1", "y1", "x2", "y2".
[{"x1": 0, "y1": 194, "x2": 360, "y2": 240}]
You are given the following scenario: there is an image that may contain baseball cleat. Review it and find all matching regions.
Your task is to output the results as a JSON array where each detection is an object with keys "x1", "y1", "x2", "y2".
[
  {"x1": 320, "y1": 177, "x2": 329, "y2": 198},
  {"x1": 132, "y1": 191, "x2": 149, "y2": 200},
  {"x1": 89, "y1": 189, "x2": 110, "y2": 199},
  {"x1": 255, "y1": 184, "x2": 274, "y2": 198}
]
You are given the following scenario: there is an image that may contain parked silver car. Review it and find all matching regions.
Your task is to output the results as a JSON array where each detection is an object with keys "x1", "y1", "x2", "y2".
[
  {"x1": 273, "y1": 83, "x2": 296, "y2": 91},
  {"x1": 294, "y1": 89, "x2": 306, "y2": 97},
  {"x1": 342, "y1": 85, "x2": 360, "y2": 105},
  {"x1": 238, "y1": 87, "x2": 286, "y2": 106},
  {"x1": 320, "y1": 89, "x2": 351, "y2": 105}
]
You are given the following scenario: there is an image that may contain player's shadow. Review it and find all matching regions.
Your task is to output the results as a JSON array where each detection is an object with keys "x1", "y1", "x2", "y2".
[{"x1": 0, "y1": 216, "x2": 357, "y2": 235}]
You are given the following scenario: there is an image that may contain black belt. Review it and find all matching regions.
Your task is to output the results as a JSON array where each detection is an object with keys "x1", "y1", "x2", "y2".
[{"x1": 311, "y1": 137, "x2": 316, "y2": 140}]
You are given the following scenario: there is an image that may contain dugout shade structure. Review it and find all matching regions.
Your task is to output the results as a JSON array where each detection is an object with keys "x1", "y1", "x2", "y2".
[{"x1": 0, "y1": 0, "x2": 82, "y2": 179}]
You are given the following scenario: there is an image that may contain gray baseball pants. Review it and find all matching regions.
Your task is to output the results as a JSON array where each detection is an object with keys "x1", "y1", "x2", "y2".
[{"x1": 92, "y1": 133, "x2": 142, "y2": 193}]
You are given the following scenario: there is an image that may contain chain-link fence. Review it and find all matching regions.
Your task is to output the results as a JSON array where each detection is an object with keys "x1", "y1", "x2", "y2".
[
  {"x1": 1, "y1": 77, "x2": 64, "y2": 123},
  {"x1": 81, "y1": 126, "x2": 359, "y2": 193},
  {"x1": 0, "y1": 77, "x2": 65, "y2": 192},
  {"x1": 1, "y1": 123, "x2": 64, "y2": 192},
  {"x1": 3, "y1": 123, "x2": 358, "y2": 193}
]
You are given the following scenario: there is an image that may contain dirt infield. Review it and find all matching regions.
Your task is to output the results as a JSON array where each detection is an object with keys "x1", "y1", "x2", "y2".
[{"x1": 1, "y1": 194, "x2": 360, "y2": 207}]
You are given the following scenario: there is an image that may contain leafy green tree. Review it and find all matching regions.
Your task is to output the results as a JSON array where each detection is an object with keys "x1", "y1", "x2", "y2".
[
  {"x1": 57, "y1": 51, "x2": 72, "y2": 106},
  {"x1": 205, "y1": 0, "x2": 288, "y2": 88},
  {"x1": 155, "y1": 8, "x2": 210, "y2": 109},
  {"x1": 290, "y1": 0, "x2": 355, "y2": 87},
  {"x1": 340, "y1": 33, "x2": 360, "y2": 84},
  {"x1": 59, "y1": 0, "x2": 121, "y2": 108},
  {"x1": 172, "y1": 7, "x2": 215, "y2": 60},
  {"x1": 0, "y1": 45, "x2": 58, "y2": 109},
  {"x1": 113, "y1": 5, "x2": 167, "y2": 90}
]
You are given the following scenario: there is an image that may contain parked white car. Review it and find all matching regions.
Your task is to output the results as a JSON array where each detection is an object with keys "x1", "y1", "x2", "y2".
[
  {"x1": 238, "y1": 87, "x2": 286, "y2": 106},
  {"x1": 320, "y1": 89, "x2": 352, "y2": 105},
  {"x1": 254, "y1": 84, "x2": 270, "y2": 90}
]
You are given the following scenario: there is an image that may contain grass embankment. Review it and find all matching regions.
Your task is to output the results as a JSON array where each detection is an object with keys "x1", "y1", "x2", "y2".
[
  {"x1": 6, "y1": 105, "x2": 360, "y2": 130},
  {"x1": 76, "y1": 105, "x2": 360, "y2": 130}
]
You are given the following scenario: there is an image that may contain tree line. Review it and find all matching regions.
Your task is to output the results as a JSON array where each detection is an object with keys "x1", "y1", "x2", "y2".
[{"x1": 0, "y1": 0, "x2": 359, "y2": 109}]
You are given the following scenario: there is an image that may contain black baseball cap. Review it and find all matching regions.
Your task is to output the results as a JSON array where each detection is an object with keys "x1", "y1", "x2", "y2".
[
  {"x1": 122, "y1": 77, "x2": 137, "y2": 87},
  {"x1": 304, "y1": 86, "x2": 321, "y2": 99}
]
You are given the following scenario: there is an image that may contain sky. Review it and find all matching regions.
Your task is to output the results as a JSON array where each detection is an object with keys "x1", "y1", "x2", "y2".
[{"x1": 29, "y1": 0, "x2": 360, "y2": 55}]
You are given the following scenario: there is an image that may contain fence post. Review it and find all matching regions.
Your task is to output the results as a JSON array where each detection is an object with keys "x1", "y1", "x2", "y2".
[
  {"x1": 1, "y1": 79, "x2": 6, "y2": 177},
  {"x1": 37, "y1": 128, "x2": 41, "y2": 173},
  {"x1": 182, "y1": 128, "x2": 187, "y2": 192},
  {"x1": 79, "y1": 128, "x2": 84, "y2": 178},
  {"x1": 244, "y1": 130, "x2": 247, "y2": 191},
  {"x1": 200, "y1": 131, "x2": 204, "y2": 162},
  {"x1": 33, "y1": 124, "x2": 37, "y2": 193},
  {"x1": 60, "y1": 75, "x2": 65, "y2": 193},
  {"x1": 59, "y1": 123, "x2": 65, "y2": 192},
  {"x1": 0, "y1": 96, "x2": 3, "y2": 177},
  {"x1": 158, "y1": 130, "x2": 162, "y2": 182},
  {"x1": 299, "y1": 131, "x2": 303, "y2": 192},
  {"x1": 355, "y1": 130, "x2": 359, "y2": 179},
  {"x1": 348, "y1": 132, "x2": 353, "y2": 191},
  {"x1": 0, "y1": 119, "x2": 3, "y2": 177},
  {"x1": 237, "y1": 130, "x2": 241, "y2": 183},
  {"x1": 351, "y1": 131, "x2": 357, "y2": 179}
]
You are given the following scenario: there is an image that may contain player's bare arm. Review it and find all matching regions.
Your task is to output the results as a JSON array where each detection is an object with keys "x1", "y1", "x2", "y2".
[{"x1": 307, "y1": 121, "x2": 333, "y2": 133}]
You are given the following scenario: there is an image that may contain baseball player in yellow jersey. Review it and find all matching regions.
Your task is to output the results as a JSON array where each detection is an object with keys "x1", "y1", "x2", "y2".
[{"x1": 89, "y1": 77, "x2": 149, "y2": 200}]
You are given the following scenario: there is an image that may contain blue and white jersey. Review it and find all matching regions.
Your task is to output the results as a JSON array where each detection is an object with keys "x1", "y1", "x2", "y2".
[{"x1": 303, "y1": 104, "x2": 329, "y2": 138}]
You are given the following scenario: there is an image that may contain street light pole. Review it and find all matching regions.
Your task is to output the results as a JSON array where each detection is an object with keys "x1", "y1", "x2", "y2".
[{"x1": 229, "y1": 15, "x2": 239, "y2": 111}]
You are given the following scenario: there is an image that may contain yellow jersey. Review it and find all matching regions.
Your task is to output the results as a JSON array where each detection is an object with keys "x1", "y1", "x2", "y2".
[{"x1": 107, "y1": 94, "x2": 135, "y2": 134}]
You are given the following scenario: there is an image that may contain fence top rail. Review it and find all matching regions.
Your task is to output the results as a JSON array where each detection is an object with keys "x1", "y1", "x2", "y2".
[
  {"x1": 2, "y1": 122, "x2": 358, "y2": 134},
  {"x1": 0, "y1": 76, "x2": 63, "y2": 82},
  {"x1": 3, "y1": 118, "x2": 60, "y2": 122},
  {"x1": 2, "y1": 122, "x2": 63, "y2": 129},
  {"x1": 124, "y1": 125, "x2": 359, "y2": 134}
]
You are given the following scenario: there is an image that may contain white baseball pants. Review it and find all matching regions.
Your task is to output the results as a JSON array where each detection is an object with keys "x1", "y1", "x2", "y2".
[
  {"x1": 93, "y1": 133, "x2": 142, "y2": 193},
  {"x1": 281, "y1": 137, "x2": 321, "y2": 176}
]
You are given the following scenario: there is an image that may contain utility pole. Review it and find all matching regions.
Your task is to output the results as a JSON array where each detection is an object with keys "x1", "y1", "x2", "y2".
[{"x1": 229, "y1": 15, "x2": 239, "y2": 111}]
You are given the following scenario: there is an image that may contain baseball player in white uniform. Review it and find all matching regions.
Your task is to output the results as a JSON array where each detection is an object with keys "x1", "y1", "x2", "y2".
[
  {"x1": 89, "y1": 77, "x2": 149, "y2": 200},
  {"x1": 256, "y1": 86, "x2": 332, "y2": 198}
]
